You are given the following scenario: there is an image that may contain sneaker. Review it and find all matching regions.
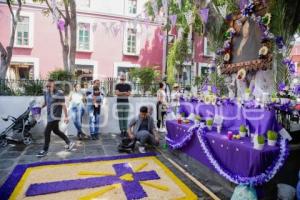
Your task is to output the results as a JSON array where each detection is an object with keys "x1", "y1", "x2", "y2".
[
  {"x1": 36, "y1": 150, "x2": 48, "y2": 157},
  {"x1": 66, "y1": 142, "x2": 75, "y2": 151},
  {"x1": 138, "y1": 146, "x2": 146, "y2": 153}
]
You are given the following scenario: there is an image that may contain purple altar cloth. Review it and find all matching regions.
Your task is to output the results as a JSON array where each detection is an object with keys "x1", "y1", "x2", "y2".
[{"x1": 166, "y1": 120, "x2": 280, "y2": 177}]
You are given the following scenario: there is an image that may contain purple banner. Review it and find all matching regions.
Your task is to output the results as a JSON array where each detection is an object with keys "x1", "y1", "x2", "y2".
[
  {"x1": 199, "y1": 8, "x2": 209, "y2": 24},
  {"x1": 169, "y1": 15, "x2": 177, "y2": 26}
]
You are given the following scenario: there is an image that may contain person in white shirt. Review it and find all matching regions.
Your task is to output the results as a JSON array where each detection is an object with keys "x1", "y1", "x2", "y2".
[
  {"x1": 171, "y1": 83, "x2": 181, "y2": 115},
  {"x1": 69, "y1": 83, "x2": 86, "y2": 140},
  {"x1": 157, "y1": 82, "x2": 167, "y2": 132}
]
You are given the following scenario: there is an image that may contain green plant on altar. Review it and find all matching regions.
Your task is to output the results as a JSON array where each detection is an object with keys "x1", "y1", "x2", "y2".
[
  {"x1": 129, "y1": 67, "x2": 160, "y2": 95},
  {"x1": 239, "y1": 125, "x2": 247, "y2": 133},
  {"x1": 267, "y1": 131, "x2": 278, "y2": 141},
  {"x1": 257, "y1": 135, "x2": 265, "y2": 144},
  {"x1": 206, "y1": 119, "x2": 213, "y2": 126}
]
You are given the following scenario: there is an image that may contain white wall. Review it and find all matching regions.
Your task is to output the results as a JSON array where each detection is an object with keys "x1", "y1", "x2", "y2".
[{"x1": 0, "y1": 96, "x2": 157, "y2": 138}]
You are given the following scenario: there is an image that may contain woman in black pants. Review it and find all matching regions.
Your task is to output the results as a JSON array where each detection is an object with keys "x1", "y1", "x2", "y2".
[{"x1": 157, "y1": 82, "x2": 167, "y2": 132}]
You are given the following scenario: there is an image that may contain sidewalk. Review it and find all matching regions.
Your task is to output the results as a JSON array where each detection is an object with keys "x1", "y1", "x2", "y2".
[{"x1": 0, "y1": 132, "x2": 216, "y2": 199}]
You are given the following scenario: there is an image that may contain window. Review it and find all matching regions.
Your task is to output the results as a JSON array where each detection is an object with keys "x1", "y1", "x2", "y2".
[
  {"x1": 128, "y1": 0, "x2": 137, "y2": 14},
  {"x1": 16, "y1": 16, "x2": 29, "y2": 46},
  {"x1": 75, "y1": 64, "x2": 93, "y2": 82},
  {"x1": 204, "y1": 37, "x2": 215, "y2": 57},
  {"x1": 78, "y1": 23, "x2": 90, "y2": 51},
  {"x1": 126, "y1": 28, "x2": 137, "y2": 54},
  {"x1": 77, "y1": 0, "x2": 90, "y2": 8}
]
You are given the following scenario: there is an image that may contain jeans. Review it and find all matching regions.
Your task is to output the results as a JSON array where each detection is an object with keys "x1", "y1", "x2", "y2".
[
  {"x1": 136, "y1": 130, "x2": 159, "y2": 146},
  {"x1": 117, "y1": 103, "x2": 129, "y2": 132},
  {"x1": 89, "y1": 112, "x2": 100, "y2": 136},
  {"x1": 70, "y1": 106, "x2": 84, "y2": 134},
  {"x1": 156, "y1": 101, "x2": 166, "y2": 128},
  {"x1": 43, "y1": 120, "x2": 70, "y2": 151}
]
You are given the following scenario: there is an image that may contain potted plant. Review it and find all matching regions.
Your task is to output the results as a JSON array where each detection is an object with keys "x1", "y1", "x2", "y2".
[
  {"x1": 267, "y1": 131, "x2": 278, "y2": 146},
  {"x1": 254, "y1": 135, "x2": 265, "y2": 150},
  {"x1": 206, "y1": 119, "x2": 213, "y2": 131},
  {"x1": 239, "y1": 125, "x2": 247, "y2": 137}
]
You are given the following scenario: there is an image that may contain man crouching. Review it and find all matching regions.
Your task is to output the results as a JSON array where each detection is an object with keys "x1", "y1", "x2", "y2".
[{"x1": 128, "y1": 106, "x2": 159, "y2": 153}]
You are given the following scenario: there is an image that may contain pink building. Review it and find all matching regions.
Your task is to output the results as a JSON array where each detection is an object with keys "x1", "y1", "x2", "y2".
[{"x1": 0, "y1": 0, "x2": 165, "y2": 81}]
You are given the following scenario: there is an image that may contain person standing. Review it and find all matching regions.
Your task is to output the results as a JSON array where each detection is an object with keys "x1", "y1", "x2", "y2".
[
  {"x1": 162, "y1": 77, "x2": 171, "y2": 102},
  {"x1": 157, "y1": 82, "x2": 167, "y2": 132},
  {"x1": 69, "y1": 83, "x2": 86, "y2": 140},
  {"x1": 115, "y1": 73, "x2": 131, "y2": 137},
  {"x1": 37, "y1": 79, "x2": 75, "y2": 157},
  {"x1": 87, "y1": 86, "x2": 103, "y2": 140}
]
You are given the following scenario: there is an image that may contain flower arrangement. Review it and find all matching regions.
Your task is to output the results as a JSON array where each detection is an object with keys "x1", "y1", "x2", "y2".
[
  {"x1": 239, "y1": 125, "x2": 248, "y2": 137},
  {"x1": 261, "y1": 13, "x2": 271, "y2": 26},
  {"x1": 259, "y1": 46, "x2": 269, "y2": 58},
  {"x1": 267, "y1": 131, "x2": 278, "y2": 146},
  {"x1": 223, "y1": 53, "x2": 231, "y2": 63},
  {"x1": 237, "y1": 68, "x2": 246, "y2": 80}
]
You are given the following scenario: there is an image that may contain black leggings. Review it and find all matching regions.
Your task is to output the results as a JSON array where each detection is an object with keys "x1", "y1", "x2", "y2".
[
  {"x1": 156, "y1": 101, "x2": 166, "y2": 128},
  {"x1": 43, "y1": 120, "x2": 70, "y2": 151}
]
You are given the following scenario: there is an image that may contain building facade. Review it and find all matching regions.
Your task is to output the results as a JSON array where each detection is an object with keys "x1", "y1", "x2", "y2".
[{"x1": 0, "y1": 0, "x2": 166, "y2": 81}]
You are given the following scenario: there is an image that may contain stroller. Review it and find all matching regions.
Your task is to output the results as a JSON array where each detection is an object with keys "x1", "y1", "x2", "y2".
[{"x1": 0, "y1": 100, "x2": 38, "y2": 147}]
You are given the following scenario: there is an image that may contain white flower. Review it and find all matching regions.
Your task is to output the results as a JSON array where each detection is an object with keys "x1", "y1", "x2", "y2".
[
  {"x1": 236, "y1": 68, "x2": 246, "y2": 80},
  {"x1": 224, "y1": 53, "x2": 230, "y2": 62},
  {"x1": 259, "y1": 46, "x2": 269, "y2": 56}
]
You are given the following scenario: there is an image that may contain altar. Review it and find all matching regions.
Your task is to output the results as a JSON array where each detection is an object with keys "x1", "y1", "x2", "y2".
[{"x1": 166, "y1": 99, "x2": 289, "y2": 186}]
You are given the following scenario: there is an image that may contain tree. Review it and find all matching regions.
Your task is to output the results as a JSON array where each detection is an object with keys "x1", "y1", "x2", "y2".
[
  {"x1": 34, "y1": 0, "x2": 77, "y2": 72},
  {"x1": 0, "y1": 0, "x2": 23, "y2": 79}
]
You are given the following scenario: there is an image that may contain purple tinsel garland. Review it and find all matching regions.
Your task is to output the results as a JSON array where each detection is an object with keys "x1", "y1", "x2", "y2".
[
  {"x1": 165, "y1": 124, "x2": 199, "y2": 149},
  {"x1": 196, "y1": 126, "x2": 289, "y2": 186}
]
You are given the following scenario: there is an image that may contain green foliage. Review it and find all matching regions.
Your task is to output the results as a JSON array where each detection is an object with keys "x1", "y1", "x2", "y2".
[
  {"x1": 0, "y1": 81, "x2": 14, "y2": 96},
  {"x1": 267, "y1": 131, "x2": 278, "y2": 141},
  {"x1": 257, "y1": 135, "x2": 265, "y2": 144},
  {"x1": 48, "y1": 69, "x2": 74, "y2": 81},
  {"x1": 209, "y1": 71, "x2": 228, "y2": 96},
  {"x1": 129, "y1": 67, "x2": 160, "y2": 94},
  {"x1": 167, "y1": 39, "x2": 189, "y2": 85},
  {"x1": 206, "y1": 119, "x2": 213, "y2": 126},
  {"x1": 23, "y1": 80, "x2": 44, "y2": 96},
  {"x1": 194, "y1": 76, "x2": 206, "y2": 87},
  {"x1": 239, "y1": 125, "x2": 247, "y2": 132}
]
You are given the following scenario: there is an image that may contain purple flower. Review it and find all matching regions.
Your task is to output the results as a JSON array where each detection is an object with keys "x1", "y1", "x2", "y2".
[
  {"x1": 223, "y1": 40, "x2": 231, "y2": 50},
  {"x1": 276, "y1": 36, "x2": 285, "y2": 50},
  {"x1": 278, "y1": 82, "x2": 286, "y2": 91},
  {"x1": 283, "y1": 58, "x2": 296, "y2": 74},
  {"x1": 242, "y1": 3, "x2": 254, "y2": 17},
  {"x1": 293, "y1": 84, "x2": 300, "y2": 95},
  {"x1": 216, "y1": 48, "x2": 225, "y2": 55}
]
